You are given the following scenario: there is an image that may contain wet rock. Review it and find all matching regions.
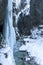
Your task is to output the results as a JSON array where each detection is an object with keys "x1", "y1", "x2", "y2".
[{"x1": 0, "y1": 33, "x2": 6, "y2": 49}]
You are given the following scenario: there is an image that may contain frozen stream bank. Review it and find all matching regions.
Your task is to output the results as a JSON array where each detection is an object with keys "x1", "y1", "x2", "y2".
[{"x1": 13, "y1": 26, "x2": 43, "y2": 65}]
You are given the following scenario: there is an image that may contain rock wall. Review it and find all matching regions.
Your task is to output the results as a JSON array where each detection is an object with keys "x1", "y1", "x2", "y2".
[
  {"x1": 0, "y1": 0, "x2": 8, "y2": 25},
  {"x1": 30, "y1": 0, "x2": 43, "y2": 26},
  {"x1": 0, "y1": 0, "x2": 8, "y2": 33}
]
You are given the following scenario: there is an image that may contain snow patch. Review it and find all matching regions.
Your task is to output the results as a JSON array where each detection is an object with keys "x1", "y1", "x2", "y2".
[
  {"x1": 0, "y1": 45, "x2": 15, "y2": 65},
  {"x1": 19, "y1": 37, "x2": 43, "y2": 65}
]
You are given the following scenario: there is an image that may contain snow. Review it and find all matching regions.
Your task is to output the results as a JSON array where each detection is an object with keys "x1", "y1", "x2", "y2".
[
  {"x1": 0, "y1": 45, "x2": 15, "y2": 65},
  {"x1": 19, "y1": 37, "x2": 43, "y2": 65},
  {"x1": 19, "y1": 44, "x2": 27, "y2": 51},
  {"x1": 25, "y1": 57, "x2": 30, "y2": 61}
]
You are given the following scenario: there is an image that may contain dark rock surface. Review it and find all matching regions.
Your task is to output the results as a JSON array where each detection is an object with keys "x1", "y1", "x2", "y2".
[
  {"x1": 17, "y1": 14, "x2": 32, "y2": 36},
  {"x1": 0, "y1": 0, "x2": 8, "y2": 33},
  {"x1": 30, "y1": 0, "x2": 43, "y2": 26},
  {"x1": 0, "y1": 0, "x2": 8, "y2": 25}
]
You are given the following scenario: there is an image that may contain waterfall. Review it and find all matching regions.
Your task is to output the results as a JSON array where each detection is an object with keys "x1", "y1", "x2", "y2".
[
  {"x1": 3, "y1": 0, "x2": 16, "y2": 50},
  {"x1": 2, "y1": 0, "x2": 16, "y2": 65}
]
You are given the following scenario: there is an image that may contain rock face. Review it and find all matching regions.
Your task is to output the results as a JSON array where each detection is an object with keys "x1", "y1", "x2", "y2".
[
  {"x1": 17, "y1": 0, "x2": 43, "y2": 36},
  {"x1": 30, "y1": 0, "x2": 43, "y2": 26},
  {"x1": 0, "y1": 0, "x2": 8, "y2": 33},
  {"x1": 0, "y1": 0, "x2": 8, "y2": 25},
  {"x1": 17, "y1": 14, "x2": 32, "y2": 35}
]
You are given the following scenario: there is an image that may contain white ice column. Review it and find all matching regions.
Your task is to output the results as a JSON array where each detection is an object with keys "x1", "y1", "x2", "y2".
[{"x1": 3, "y1": 0, "x2": 16, "y2": 49}]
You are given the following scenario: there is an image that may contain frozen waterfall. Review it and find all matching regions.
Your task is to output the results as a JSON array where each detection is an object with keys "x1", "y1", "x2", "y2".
[
  {"x1": 2, "y1": 0, "x2": 16, "y2": 65},
  {"x1": 3, "y1": 0, "x2": 16, "y2": 50}
]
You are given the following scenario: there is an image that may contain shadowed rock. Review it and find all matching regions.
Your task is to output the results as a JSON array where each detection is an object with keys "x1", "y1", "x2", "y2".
[
  {"x1": 30, "y1": 0, "x2": 43, "y2": 26},
  {"x1": 0, "y1": 0, "x2": 8, "y2": 25},
  {"x1": 17, "y1": 13, "x2": 32, "y2": 36},
  {"x1": 0, "y1": 0, "x2": 8, "y2": 33}
]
